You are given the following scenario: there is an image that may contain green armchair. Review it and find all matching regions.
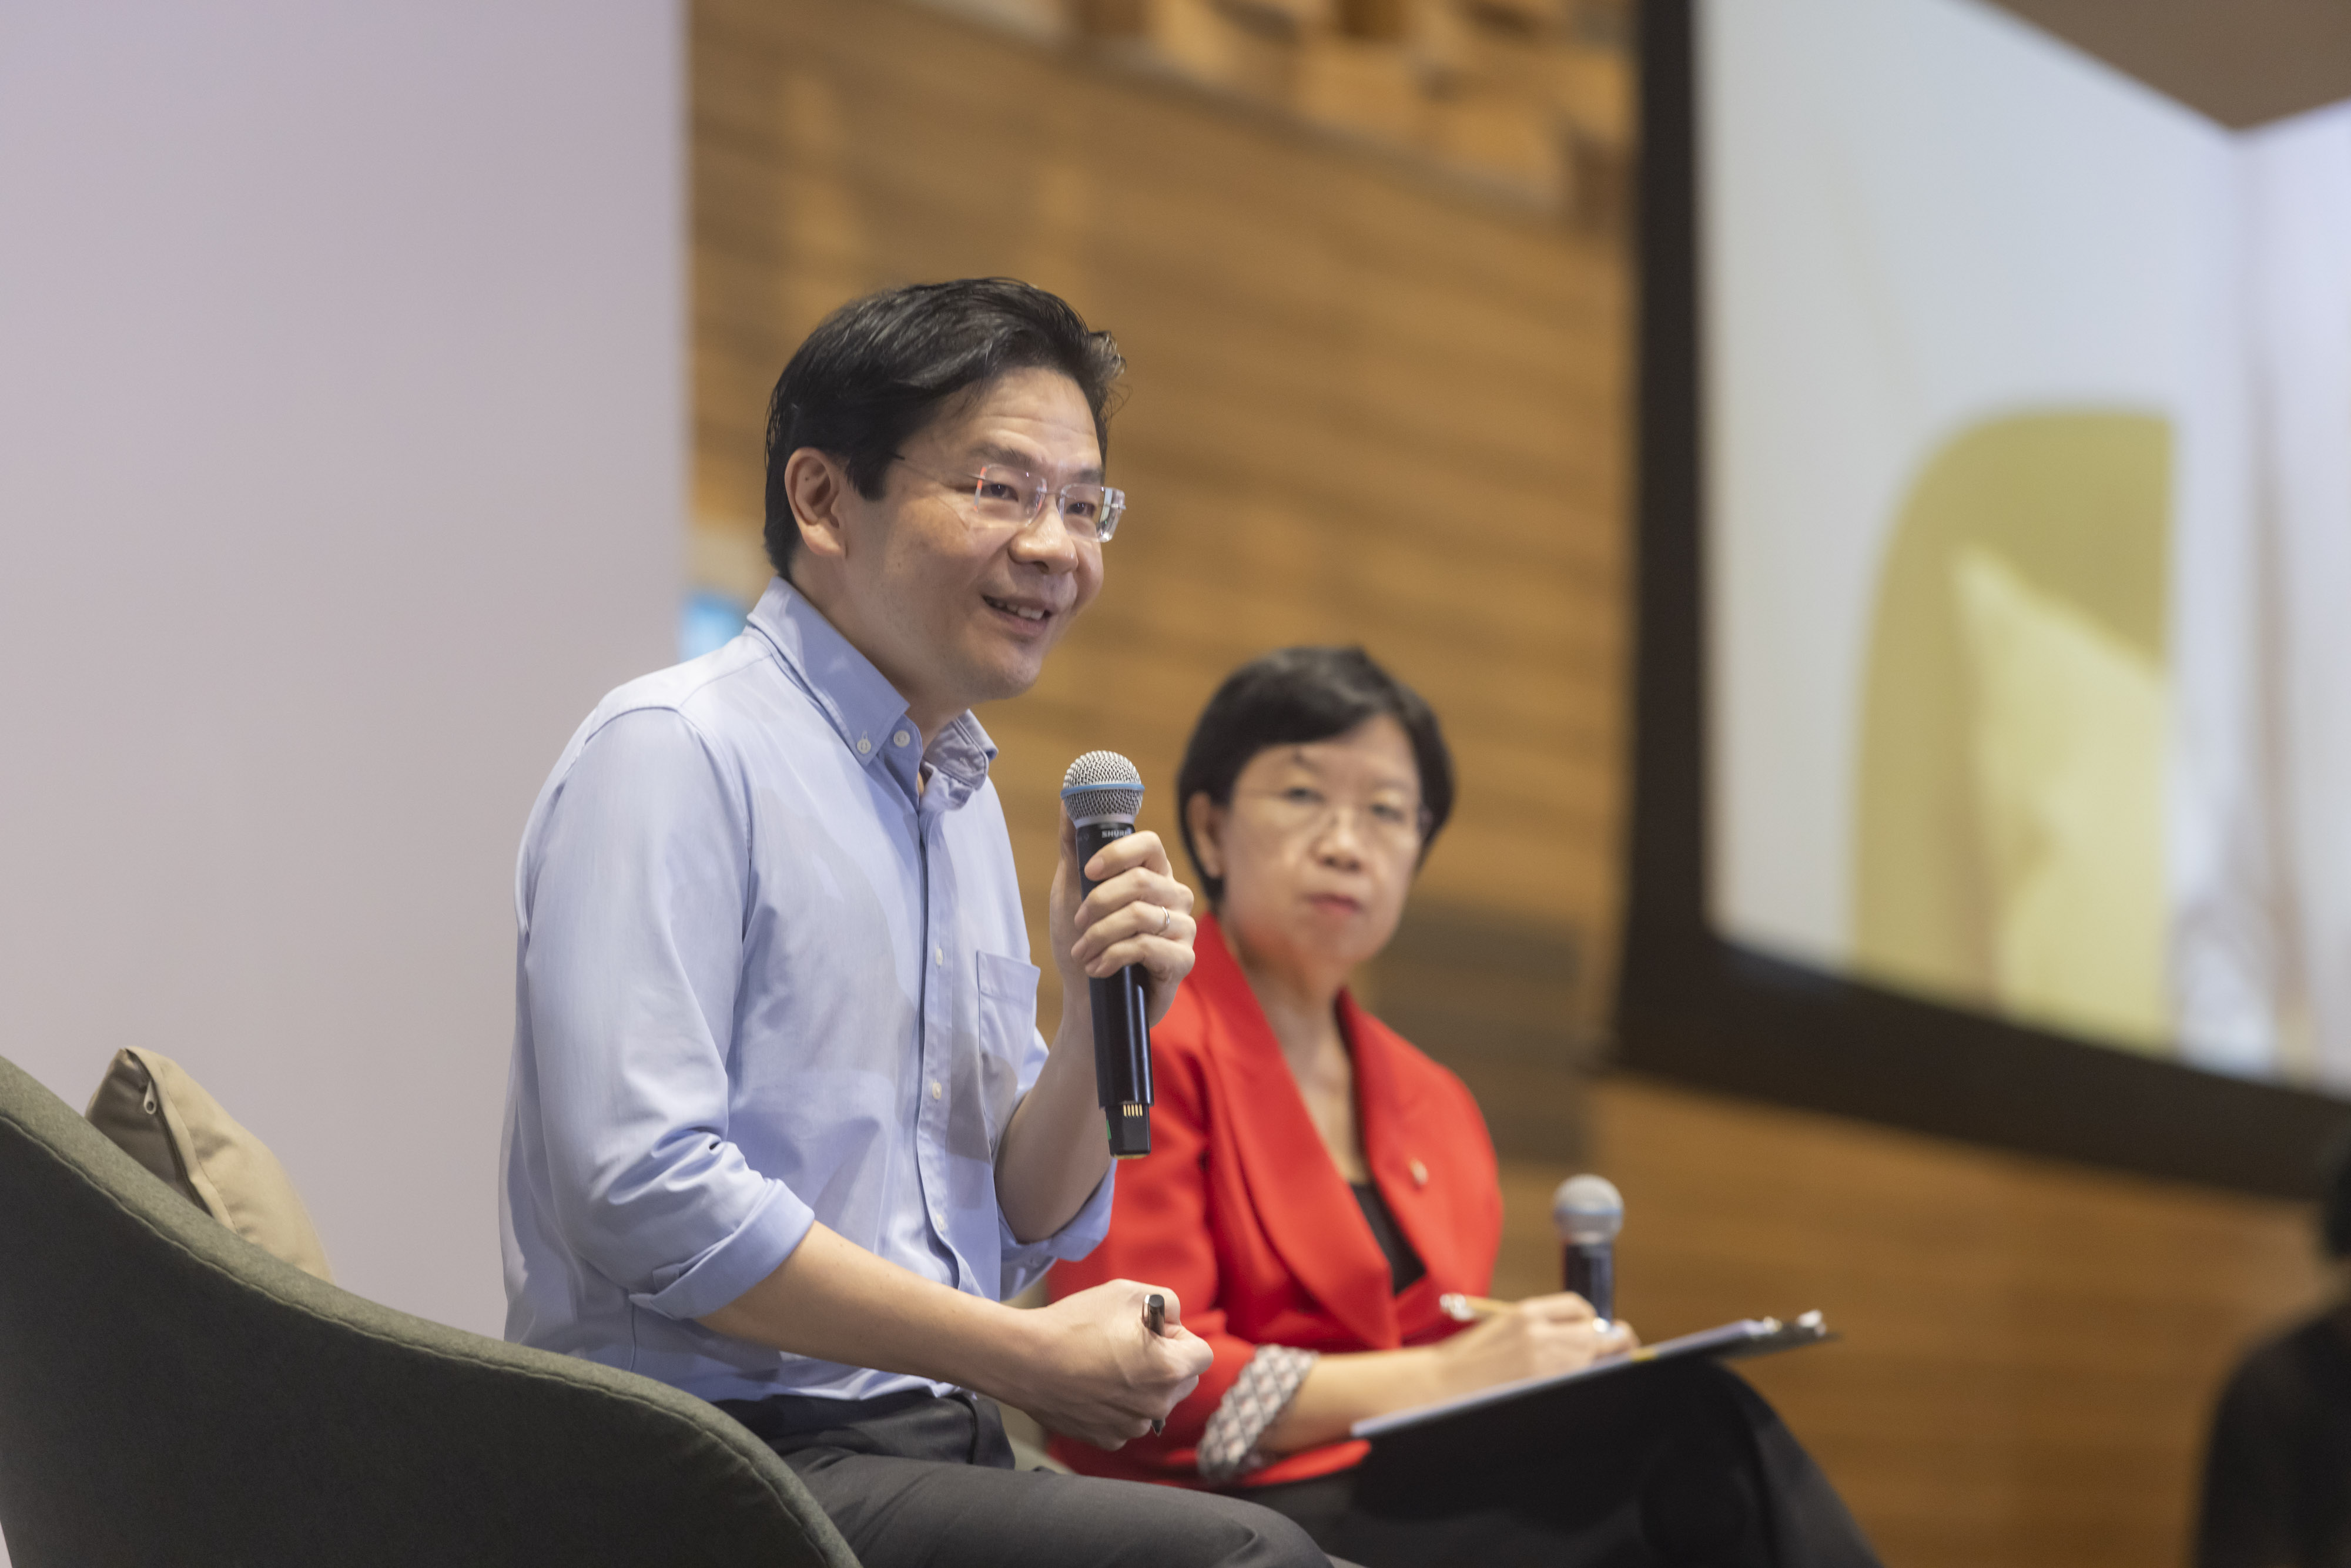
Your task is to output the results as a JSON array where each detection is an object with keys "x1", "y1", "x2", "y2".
[{"x1": 0, "y1": 1053, "x2": 858, "y2": 1568}]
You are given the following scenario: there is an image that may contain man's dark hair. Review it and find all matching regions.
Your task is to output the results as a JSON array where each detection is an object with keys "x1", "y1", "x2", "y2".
[
  {"x1": 762, "y1": 279, "x2": 1126, "y2": 576},
  {"x1": 1174, "y1": 646, "x2": 1455, "y2": 908}
]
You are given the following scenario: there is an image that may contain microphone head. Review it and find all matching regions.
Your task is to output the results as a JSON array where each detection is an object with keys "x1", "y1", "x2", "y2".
[
  {"x1": 1552, "y1": 1174, "x2": 1623, "y2": 1244},
  {"x1": 1061, "y1": 750, "x2": 1145, "y2": 824}
]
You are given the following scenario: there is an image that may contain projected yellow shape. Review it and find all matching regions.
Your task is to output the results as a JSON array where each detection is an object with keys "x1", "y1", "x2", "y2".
[
  {"x1": 1951, "y1": 546, "x2": 2169, "y2": 1047},
  {"x1": 1852, "y1": 411, "x2": 2172, "y2": 1052}
]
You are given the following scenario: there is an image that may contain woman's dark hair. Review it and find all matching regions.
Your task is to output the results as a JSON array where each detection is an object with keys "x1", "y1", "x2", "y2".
[
  {"x1": 1174, "y1": 646, "x2": 1455, "y2": 907},
  {"x1": 762, "y1": 278, "x2": 1126, "y2": 576}
]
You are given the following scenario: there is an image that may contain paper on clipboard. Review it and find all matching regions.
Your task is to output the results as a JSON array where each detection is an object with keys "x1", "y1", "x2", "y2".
[{"x1": 1350, "y1": 1310, "x2": 1835, "y2": 1440}]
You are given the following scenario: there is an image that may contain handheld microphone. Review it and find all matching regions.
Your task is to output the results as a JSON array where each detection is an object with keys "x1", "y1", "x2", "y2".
[
  {"x1": 1062, "y1": 751, "x2": 1153, "y2": 1160},
  {"x1": 1552, "y1": 1174, "x2": 1623, "y2": 1326}
]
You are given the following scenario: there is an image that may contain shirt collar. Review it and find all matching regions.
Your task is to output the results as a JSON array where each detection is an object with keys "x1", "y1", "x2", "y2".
[{"x1": 745, "y1": 577, "x2": 997, "y2": 806}]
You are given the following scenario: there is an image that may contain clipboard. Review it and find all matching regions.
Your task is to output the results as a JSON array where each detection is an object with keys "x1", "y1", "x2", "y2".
[{"x1": 1351, "y1": 1310, "x2": 1836, "y2": 1441}]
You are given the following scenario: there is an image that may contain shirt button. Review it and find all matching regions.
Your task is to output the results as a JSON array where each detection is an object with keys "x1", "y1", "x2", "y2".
[
  {"x1": 893, "y1": 730, "x2": 911, "y2": 748},
  {"x1": 856, "y1": 736, "x2": 872, "y2": 755},
  {"x1": 930, "y1": 1081, "x2": 943, "y2": 1100},
  {"x1": 934, "y1": 946, "x2": 944, "y2": 966},
  {"x1": 1409, "y1": 1158, "x2": 1429, "y2": 1187}
]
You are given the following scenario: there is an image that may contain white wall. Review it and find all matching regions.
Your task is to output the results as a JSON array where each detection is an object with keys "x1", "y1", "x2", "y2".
[{"x1": 0, "y1": 11, "x2": 684, "y2": 1526}]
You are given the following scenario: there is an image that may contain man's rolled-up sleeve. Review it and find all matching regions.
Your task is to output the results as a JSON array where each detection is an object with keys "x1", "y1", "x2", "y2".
[
  {"x1": 520, "y1": 706, "x2": 812, "y2": 1322},
  {"x1": 999, "y1": 1152, "x2": 1116, "y2": 1299}
]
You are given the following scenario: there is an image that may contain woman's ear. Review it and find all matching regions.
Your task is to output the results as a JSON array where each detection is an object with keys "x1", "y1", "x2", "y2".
[
  {"x1": 782, "y1": 448, "x2": 855, "y2": 567},
  {"x1": 1184, "y1": 792, "x2": 1227, "y2": 883}
]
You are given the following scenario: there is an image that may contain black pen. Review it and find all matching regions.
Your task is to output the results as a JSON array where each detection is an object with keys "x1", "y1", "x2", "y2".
[{"x1": 1144, "y1": 1292, "x2": 1167, "y2": 1435}]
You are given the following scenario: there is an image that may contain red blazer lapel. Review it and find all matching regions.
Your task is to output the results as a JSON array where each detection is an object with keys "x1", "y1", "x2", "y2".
[
  {"x1": 1190, "y1": 918, "x2": 1399, "y2": 1351},
  {"x1": 1344, "y1": 992, "x2": 1492, "y2": 1300}
]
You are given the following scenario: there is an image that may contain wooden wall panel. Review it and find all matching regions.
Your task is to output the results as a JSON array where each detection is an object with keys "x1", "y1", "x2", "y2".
[
  {"x1": 692, "y1": 0, "x2": 1632, "y2": 1036},
  {"x1": 691, "y1": 6, "x2": 2332, "y2": 1566},
  {"x1": 1496, "y1": 1079, "x2": 2329, "y2": 1568}
]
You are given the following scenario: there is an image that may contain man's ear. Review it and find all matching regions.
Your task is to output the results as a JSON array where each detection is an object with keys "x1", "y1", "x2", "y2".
[
  {"x1": 782, "y1": 447, "x2": 856, "y2": 565},
  {"x1": 1184, "y1": 792, "x2": 1227, "y2": 883}
]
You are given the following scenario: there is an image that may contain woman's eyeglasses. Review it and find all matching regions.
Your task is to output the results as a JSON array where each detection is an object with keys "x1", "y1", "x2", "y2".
[{"x1": 1236, "y1": 786, "x2": 1426, "y2": 850}]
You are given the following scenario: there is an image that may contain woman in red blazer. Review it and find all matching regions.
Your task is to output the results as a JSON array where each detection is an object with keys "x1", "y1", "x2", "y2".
[{"x1": 1050, "y1": 648, "x2": 1878, "y2": 1567}]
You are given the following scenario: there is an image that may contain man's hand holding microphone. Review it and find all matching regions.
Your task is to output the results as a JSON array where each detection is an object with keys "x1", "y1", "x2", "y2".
[
  {"x1": 1056, "y1": 752, "x2": 1195, "y2": 1120},
  {"x1": 992, "y1": 751, "x2": 1202, "y2": 1446}
]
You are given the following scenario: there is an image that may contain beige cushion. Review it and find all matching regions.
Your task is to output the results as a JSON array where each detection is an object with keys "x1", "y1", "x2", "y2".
[{"x1": 84, "y1": 1048, "x2": 334, "y2": 1282}]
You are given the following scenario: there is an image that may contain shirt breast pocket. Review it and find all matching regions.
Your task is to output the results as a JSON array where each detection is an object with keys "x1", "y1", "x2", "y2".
[{"x1": 972, "y1": 951, "x2": 1040, "y2": 1155}]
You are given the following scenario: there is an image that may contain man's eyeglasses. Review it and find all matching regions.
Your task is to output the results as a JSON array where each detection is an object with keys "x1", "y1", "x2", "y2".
[{"x1": 892, "y1": 455, "x2": 1127, "y2": 543}]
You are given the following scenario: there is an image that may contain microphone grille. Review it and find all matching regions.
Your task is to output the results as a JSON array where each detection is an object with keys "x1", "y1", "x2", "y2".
[
  {"x1": 1552, "y1": 1174, "x2": 1623, "y2": 1244},
  {"x1": 1061, "y1": 750, "x2": 1144, "y2": 819}
]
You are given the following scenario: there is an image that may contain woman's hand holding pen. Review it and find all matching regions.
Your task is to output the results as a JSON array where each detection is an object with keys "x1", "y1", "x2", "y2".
[
  {"x1": 1254, "y1": 1292, "x2": 1639, "y2": 1455},
  {"x1": 1429, "y1": 1292, "x2": 1637, "y2": 1398}
]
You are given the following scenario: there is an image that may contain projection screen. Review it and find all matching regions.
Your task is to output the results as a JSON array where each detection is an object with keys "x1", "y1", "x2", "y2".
[{"x1": 1619, "y1": 0, "x2": 2351, "y2": 1193}]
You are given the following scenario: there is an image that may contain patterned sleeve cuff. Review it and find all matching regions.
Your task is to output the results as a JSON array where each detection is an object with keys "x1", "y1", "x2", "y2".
[{"x1": 1197, "y1": 1344, "x2": 1321, "y2": 1483}]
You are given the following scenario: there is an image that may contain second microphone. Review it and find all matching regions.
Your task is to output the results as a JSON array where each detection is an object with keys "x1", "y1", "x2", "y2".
[{"x1": 1063, "y1": 750, "x2": 1155, "y2": 1158}]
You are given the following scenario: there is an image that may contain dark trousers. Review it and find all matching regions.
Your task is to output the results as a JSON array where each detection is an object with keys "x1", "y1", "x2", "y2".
[
  {"x1": 716, "y1": 1389, "x2": 1334, "y2": 1568},
  {"x1": 1244, "y1": 1362, "x2": 1881, "y2": 1568}
]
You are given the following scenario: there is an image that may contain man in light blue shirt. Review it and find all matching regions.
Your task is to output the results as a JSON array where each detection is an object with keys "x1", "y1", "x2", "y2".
[{"x1": 502, "y1": 280, "x2": 1329, "y2": 1567}]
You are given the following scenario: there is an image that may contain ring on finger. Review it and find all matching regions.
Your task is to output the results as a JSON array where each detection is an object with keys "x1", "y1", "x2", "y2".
[{"x1": 1157, "y1": 907, "x2": 1172, "y2": 936}]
